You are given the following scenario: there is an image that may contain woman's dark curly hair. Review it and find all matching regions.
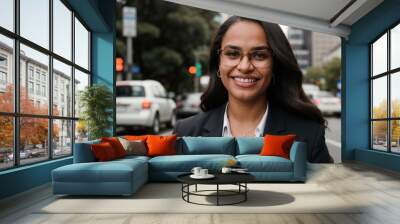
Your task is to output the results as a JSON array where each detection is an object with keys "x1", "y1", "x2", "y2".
[{"x1": 200, "y1": 16, "x2": 325, "y2": 125}]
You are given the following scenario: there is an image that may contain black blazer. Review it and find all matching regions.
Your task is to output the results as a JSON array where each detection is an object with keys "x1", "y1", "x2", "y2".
[{"x1": 173, "y1": 101, "x2": 333, "y2": 163}]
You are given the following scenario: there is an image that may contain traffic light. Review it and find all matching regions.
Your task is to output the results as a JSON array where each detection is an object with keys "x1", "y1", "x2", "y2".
[
  {"x1": 188, "y1": 66, "x2": 196, "y2": 75},
  {"x1": 116, "y1": 57, "x2": 124, "y2": 72},
  {"x1": 195, "y1": 62, "x2": 202, "y2": 77}
]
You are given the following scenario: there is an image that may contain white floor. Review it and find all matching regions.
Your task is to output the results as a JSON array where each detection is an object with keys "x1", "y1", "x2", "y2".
[{"x1": 1, "y1": 163, "x2": 400, "y2": 224}]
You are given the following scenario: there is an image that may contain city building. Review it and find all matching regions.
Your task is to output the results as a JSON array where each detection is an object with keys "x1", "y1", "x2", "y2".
[
  {"x1": 287, "y1": 27, "x2": 312, "y2": 72},
  {"x1": 0, "y1": 41, "x2": 79, "y2": 160},
  {"x1": 311, "y1": 32, "x2": 341, "y2": 66},
  {"x1": 322, "y1": 42, "x2": 341, "y2": 63}
]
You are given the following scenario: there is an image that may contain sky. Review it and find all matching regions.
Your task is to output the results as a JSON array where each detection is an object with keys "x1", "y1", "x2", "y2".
[{"x1": 0, "y1": 0, "x2": 89, "y2": 70}]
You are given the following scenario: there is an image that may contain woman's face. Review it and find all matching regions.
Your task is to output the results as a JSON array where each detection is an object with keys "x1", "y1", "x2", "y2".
[{"x1": 219, "y1": 20, "x2": 273, "y2": 103}]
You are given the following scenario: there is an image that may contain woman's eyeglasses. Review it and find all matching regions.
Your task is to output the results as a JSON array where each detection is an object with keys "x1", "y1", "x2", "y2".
[{"x1": 218, "y1": 47, "x2": 273, "y2": 68}]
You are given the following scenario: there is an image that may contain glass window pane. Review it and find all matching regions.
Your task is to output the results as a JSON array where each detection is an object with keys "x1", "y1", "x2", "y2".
[
  {"x1": 20, "y1": 44, "x2": 49, "y2": 115},
  {"x1": 0, "y1": 0, "x2": 14, "y2": 31},
  {"x1": 53, "y1": 119, "x2": 72, "y2": 158},
  {"x1": 372, "y1": 121, "x2": 388, "y2": 151},
  {"x1": 20, "y1": 117, "x2": 49, "y2": 165},
  {"x1": 391, "y1": 72, "x2": 400, "y2": 118},
  {"x1": 372, "y1": 76, "x2": 387, "y2": 119},
  {"x1": 372, "y1": 33, "x2": 387, "y2": 76},
  {"x1": 391, "y1": 24, "x2": 400, "y2": 70},
  {"x1": 74, "y1": 18, "x2": 89, "y2": 70},
  {"x1": 20, "y1": 0, "x2": 49, "y2": 49},
  {"x1": 391, "y1": 120, "x2": 400, "y2": 153},
  {"x1": 0, "y1": 35, "x2": 14, "y2": 112},
  {"x1": 53, "y1": 59, "x2": 72, "y2": 117},
  {"x1": 75, "y1": 120, "x2": 88, "y2": 143},
  {"x1": 0, "y1": 116, "x2": 14, "y2": 170},
  {"x1": 74, "y1": 69, "x2": 89, "y2": 118},
  {"x1": 53, "y1": 0, "x2": 72, "y2": 60}
]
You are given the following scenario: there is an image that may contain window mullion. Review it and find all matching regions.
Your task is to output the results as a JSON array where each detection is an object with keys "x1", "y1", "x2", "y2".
[
  {"x1": 13, "y1": 0, "x2": 20, "y2": 167},
  {"x1": 388, "y1": 29, "x2": 391, "y2": 152},
  {"x1": 371, "y1": 45, "x2": 375, "y2": 150},
  {"x1": 49, "y1": 0, "x2": 53, "y2": 160},
  {"x1": 71, "y1": 11, "x2": 76, "y2": 154}
]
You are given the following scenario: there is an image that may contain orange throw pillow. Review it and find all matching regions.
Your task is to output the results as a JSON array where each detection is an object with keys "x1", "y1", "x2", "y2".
[
  {"x1": 124, "y1": 135, "x2": 148, "y2": 141},
  {"x1": 260, "y1": 134, "x2": 296, "y2": 159},
  {"x1": 101, "y1": 137, "x2": 127, "y2": 158},
  {"x1": 91, "y1": 142, "x2": 117, "y2": 161},
  {"x1": 146, "y1": 135, "x2": 177, "y2": 157}
]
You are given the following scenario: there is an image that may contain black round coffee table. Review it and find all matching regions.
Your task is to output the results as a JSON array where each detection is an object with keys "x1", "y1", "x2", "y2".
[{"x1": 177, "y1": 173, "x2": 255, "y2": 206}]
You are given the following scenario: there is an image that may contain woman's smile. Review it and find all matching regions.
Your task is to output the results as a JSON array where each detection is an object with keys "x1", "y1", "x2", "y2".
[{"x1": 230, "y1": 75, "x2": 260, "y2": 88}]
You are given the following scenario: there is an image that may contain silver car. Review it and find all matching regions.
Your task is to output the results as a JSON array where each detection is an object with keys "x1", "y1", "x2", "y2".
[
  {"x1": 177, "y1": 92, "x2": 202, "y2": 118},
  {"x1": 116, "y1": 80, "x2": 176, "y2": 133},
  {"x1": 312, "y1": 91, "x2": 341, "y2": 116}
]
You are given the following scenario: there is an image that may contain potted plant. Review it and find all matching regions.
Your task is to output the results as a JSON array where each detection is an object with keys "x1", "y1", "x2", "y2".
[{"x1": 79, "y1": 84, "x2": 113, "y2": 140}]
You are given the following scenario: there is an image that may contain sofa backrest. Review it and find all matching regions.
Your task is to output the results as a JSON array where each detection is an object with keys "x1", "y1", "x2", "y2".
[
  {"x1": 235, "y1": 137, "x2": 264, "y2": 155},
  {"x1": 75, "y1": 136, "x2": 298, "y2": 161},
  {"x1": 177, "y1": 137, "x2": 236, "y2": 155},
  {"x1": 73, "y1": 139, "x2": 100, "y2": 163}
]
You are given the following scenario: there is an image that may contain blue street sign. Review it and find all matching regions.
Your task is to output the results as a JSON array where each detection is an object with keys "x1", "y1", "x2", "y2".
[{"x1": 131, "y1": 65, "x2": 140, "y2": 74}]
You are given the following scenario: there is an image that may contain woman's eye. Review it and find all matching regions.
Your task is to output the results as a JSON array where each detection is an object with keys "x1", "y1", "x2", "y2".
[
  {"x1": 251, "y1": 51, "x2": 270, "y2": 60},
  {"x1": 225, "y1": 50, "x2": 241, "y2": 58}
]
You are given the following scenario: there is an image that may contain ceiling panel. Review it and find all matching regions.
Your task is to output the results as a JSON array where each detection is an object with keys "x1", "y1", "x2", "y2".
[{"x1": 164, "y1": 0, "x2": 384, "y2": 38}]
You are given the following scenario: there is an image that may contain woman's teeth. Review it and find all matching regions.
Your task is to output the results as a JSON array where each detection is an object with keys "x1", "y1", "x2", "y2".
[{"x1": 233, "y1": 77, "x2": 257, "y2": 83}]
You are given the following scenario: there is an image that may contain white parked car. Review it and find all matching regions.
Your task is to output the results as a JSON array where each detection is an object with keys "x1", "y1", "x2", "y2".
[
  {"x1": 312, "y1": 91, "x2": 341, "y2": 116},
  {"x1": 116, "y1": 80, "x2": 176, "y2": 133},
  {"x1": 302, "y1": 83, "x2": 320, "y2": 99}
]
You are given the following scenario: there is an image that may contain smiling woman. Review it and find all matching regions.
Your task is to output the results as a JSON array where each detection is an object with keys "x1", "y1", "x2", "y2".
[{"x1": 174, "y1": 16, "x2": 333, "y2": 163}]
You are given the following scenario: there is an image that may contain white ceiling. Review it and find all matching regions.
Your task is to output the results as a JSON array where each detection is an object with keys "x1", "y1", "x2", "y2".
[{"x1": 164, "y1": 0, "x2": 384, "y2": 38}]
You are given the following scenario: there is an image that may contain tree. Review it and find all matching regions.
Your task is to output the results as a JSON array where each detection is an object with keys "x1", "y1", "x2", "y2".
[
  {"x1": 116, "y1": 0, "x2": 219, "y2": 94},
  {"x1": 79, "y1": 84, "x2": 113, "y2": 140},
  {"x1": 0, "y1": 85, "x2": 59, "y2": 151},
  {"x1": 372, "y1": 99, "x2": 400, "y2": 143},
  {"x1": 305, "y1": 57, "x2": 341, "y2": 93},
  {"x1": 372, "y1": 99, "x2": 387, "y2": 139}
]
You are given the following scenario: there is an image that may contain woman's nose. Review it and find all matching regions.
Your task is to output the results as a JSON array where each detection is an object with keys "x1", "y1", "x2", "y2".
[{"x1": 237, "y1": 55, "x2": 254, "y2": 72}]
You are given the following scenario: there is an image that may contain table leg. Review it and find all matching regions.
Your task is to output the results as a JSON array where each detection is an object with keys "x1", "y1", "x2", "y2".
[
  {"x1": 245, "y1": 183, "x2": 247, "y2": 201},
  {"x1": 187, "y1": 184, "x2": 190, "y2": 202},
  {"x1": 217, "y1": 184, "x2": 219, "y2": 206},
  {"x1": 181, "y1": 184, "x2": 183, "y2": 199}
]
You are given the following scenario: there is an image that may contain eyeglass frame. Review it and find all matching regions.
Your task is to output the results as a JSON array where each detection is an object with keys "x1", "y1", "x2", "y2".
[{"x1": 217, "y1": 46, "x2": 274, "y2": 68}]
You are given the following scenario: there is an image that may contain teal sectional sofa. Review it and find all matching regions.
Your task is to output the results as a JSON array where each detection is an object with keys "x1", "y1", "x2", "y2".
[{"x1": 52, "y1": 137, "x2": 307, "y2": 196}]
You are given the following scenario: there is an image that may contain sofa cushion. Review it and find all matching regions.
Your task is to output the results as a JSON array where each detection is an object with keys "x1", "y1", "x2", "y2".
[
  {"x1": 236, "y1": 155, "x2": 293, "y2": 172},
  {"x1": 124, "y1": 135, "x2": 148, "y2": 141},
  {"x1": 148, "y1": 154, "x2": 235, "y2": 172},
  {"x1": 118, "y1": 137, "x2": 147, "y2": 156},
  {"x1": 91, "y1": 142, "x2": 118, "y2": 161},
  {"x1": 147, "y1": 135, "x2": 177, "y2": 156},
  {"x1": 52, "y1": 159, "x2": 147, "y2": 183},
  {"x1": 236, "y1": 137, "x2": 263, "y2": 155},
  {"x1": 115, "y1": 155, "x2": 150, "y2": 164},
  {"x1": 178, "y1": 137, "x2": 235, "y2": 155},
  {"x1": 260, "y1": 134, "x2": 296, "y2": 159},
  {"x1": 101, "y1": 137, "x2": 127, "y2": 158}
]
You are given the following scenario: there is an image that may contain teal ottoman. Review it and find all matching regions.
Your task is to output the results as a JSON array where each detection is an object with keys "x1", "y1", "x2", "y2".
[{"x1": 52, "y1": 157, "x2": 148, "y2": 196}]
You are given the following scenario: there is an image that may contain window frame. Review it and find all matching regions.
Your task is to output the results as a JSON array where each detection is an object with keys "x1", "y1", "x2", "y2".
[
  {"x1": 0, "y1": 0, "x2": 92, "y2": 171},
  {"x1": 370, "y1": 20, "x2": 400, "y2": 154}
]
